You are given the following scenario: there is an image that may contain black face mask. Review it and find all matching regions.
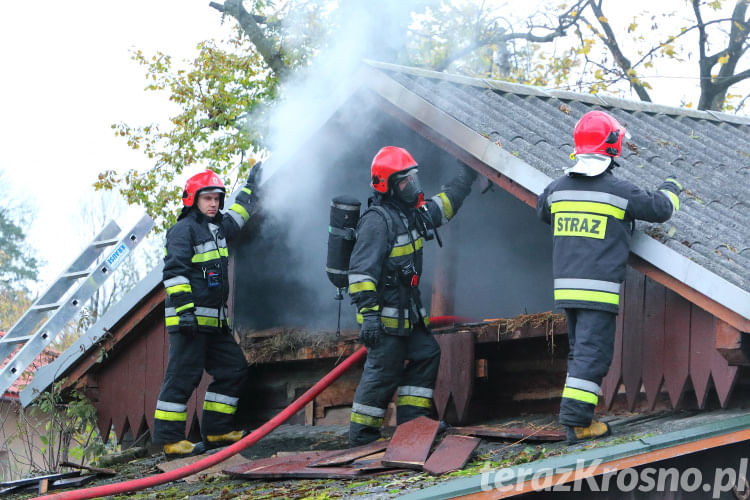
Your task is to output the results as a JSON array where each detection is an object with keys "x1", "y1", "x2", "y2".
[{"x1": 392, "y1": 169, "x2": 422, "y2": 205}]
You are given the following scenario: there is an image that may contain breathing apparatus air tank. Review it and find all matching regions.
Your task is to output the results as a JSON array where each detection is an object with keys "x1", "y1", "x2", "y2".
[{"x1": 326, "y1": 195, "x2": 361, "y2": 290}]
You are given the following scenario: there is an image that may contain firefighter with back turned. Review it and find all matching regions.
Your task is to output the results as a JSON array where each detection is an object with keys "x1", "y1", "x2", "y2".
[{"x1": 537, "y1": 111, "x2": 683, "y2": 443}]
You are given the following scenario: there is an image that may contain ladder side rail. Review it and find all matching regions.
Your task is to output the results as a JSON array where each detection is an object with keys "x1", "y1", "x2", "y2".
[
  {"x1": 0, "y1": 215, "x2": 154, "y2": 396},
  {"x1": 0, "y1": 221, "x2": 122, "y2": 361}
]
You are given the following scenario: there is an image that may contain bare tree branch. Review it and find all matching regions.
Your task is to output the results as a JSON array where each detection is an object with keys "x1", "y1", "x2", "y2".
[
  {"x1": 209, "y1": 0, "x2": 290, "y2": 79},
  {"x1": 434, "y1": 0, "x2": 588, "y2": 72},
  {"x1": 587, "y1": 0, "x2": 651, "y2": 102}
]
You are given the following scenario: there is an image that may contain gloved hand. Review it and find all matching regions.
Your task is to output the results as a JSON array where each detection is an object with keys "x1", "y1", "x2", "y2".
[
  {"x1": 359, "y1": 311, "x2": 383, "y2": 348},
  {"x1": 178, "y1": 311, "x2": 199, "y2": 337},
  {"x1": 662, "y1": 176, "x2": 683, "y2": 193},
  {"x1": 461, "y1": 164, "x2": 478, "y2": 184},
  {"x1": 245, "y1": 161, "x2": 263, "y2": 192}
]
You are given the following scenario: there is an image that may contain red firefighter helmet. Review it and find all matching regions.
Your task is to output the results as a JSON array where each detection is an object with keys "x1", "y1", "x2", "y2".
[
  {"x1": 370, "y1": 146, "x2": 418, "y2": 193},
  {"x1": 182, "y1": 170, "x2": 226, "y2": 208},
  {"x1": 574, "y1": 110, "x2": 628, "y2": 157}
]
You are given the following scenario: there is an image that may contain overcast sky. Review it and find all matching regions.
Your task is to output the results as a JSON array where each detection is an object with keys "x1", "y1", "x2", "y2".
[
  {"x1": 0, "y1": 1, "x2": 746, "y2": 290},
  {"x1": 0, "y1": 2, "x2": 235, "y2": 286}
]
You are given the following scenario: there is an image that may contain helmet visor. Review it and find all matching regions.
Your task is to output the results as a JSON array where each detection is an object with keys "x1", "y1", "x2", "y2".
[{"x1": 392, "y1": 169, "x2": 422, "y2": 204}]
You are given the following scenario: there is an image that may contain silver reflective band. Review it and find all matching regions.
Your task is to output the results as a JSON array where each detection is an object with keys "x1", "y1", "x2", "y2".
[
  {"x1": 349, "y1": 273, "x2": 377, "y2": 285},
  {"x1": 352, "y1": 402, "x2": 386, "y2": 417},
  {"x1": 565, "y1": 376, "x2": 601, "y2": 395},
  {"x1": 195, "y1": 306, "x2": 221, "y2": 318},
  {"x1": 554, "y1": 278, "x2": 621, "y2": 294},
  {"x1": 397, "y1": 386, "x2": 433, "y2": 398},
  {"x1": 204, "y1": 391, "x2": 239, "y2": 406},
  {"x1": 163, "y1": 276, "x2": 190, "y2": 287},
  {"x1": 381, "y1": 307, "x2": 407, "y2": 318},
  {"x1": 227, "y1": 209, "x2": 246, "y2": 228},
  {"x1": 548, "y1": 190, "x2": 629, "y2": 210},
  {"x1": 326, "y1": 267, "x2": 347, "y2": 275},
  {"x1": 165, "y1": 307, "x2": 177, "y2": 317},
  {"x1": 330, "y1": 201, "x2": 360, "y2": 211},
  {"x1": 193, "y1": 241, "x2": 218, "y2": 254},
  {"x1": 156, "y1": 400, "x2": 187, "y2": 412}
]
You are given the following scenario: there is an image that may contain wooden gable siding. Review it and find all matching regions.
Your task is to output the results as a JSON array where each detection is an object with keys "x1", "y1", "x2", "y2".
[{"x1": 601, "y1": 267, "x2": 740, "y2": 411}]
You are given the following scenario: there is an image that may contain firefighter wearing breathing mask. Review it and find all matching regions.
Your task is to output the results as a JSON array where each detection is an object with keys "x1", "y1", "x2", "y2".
[
  {"x1": 153, "y1": 164, "x2": 262, "y2": 458},
  {"x1": 537, "y1": 111, "x2": 683, "y2": 443},
  {"x1": 347, "y1": 146, "x2": 477, "y2": 446}
]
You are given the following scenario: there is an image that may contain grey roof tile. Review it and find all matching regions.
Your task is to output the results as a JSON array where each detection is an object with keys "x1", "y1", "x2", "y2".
[{"x1": 381, "y1": 68, "x2": 750, "y2": 295}]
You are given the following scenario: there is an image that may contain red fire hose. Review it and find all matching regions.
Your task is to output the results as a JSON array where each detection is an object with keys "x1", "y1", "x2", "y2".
[{"x1": 36, "y1": 346, "x2": 368, "y2": 500}]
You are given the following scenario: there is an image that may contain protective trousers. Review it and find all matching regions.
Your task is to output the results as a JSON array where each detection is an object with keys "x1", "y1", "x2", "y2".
[
  {"x1": 349, "y1": 326, "x2": 441, "y2": 446},
  {"x1": 559, "y1": 308, "x2": 616, "y2": 427},
  {"x1": 152, "y1": 325, "x2": 248, "y2": 445}
]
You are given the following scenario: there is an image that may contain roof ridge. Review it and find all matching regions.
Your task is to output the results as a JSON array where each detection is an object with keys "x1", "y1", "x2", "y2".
[{"x1": 363, "y1": 60, "x2": 750, "y2": 127}]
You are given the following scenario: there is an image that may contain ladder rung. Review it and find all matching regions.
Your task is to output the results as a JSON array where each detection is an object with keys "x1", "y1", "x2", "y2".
[
  {"x1": 31, "y1": 303, "x2": 61, "y2": 312},
  {"x1": 93, "y1": 238, "x2": 120, "y2": 248},
  {"x1": 0, "y1": 334, "x2": 33, "y2": 345},
  {"x1": 61, "y1": 270, "x2": 91, "y2": 280}
]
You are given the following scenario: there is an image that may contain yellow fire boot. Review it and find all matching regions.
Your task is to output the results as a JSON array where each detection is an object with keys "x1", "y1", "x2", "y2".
[
  {"x1": 565, "y1": 420, "x2": 611, "y2": 444},
  {"x1": 163, "y1": 440, "x2": 206, "y2": 459},
  {"x1": 205, "y1": 430, "x2": 245, "y2": 449}
]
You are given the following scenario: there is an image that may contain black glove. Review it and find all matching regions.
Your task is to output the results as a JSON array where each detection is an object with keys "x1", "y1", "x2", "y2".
[
  {"x1": 461, "y1": 164, "x2": 478, "y2": 184},
  {"x1": 359, "y1": 311, "x2": 383, "y2": 348},
  {"x1": 661, "y1": 176, "x2": 683, "y2": 194},
  {"x1": 245, "y1": 161, "x2": 263, "y2": 192},
  {"x1": 178, "y1": 311, "x2": 199, "y2": 337}
]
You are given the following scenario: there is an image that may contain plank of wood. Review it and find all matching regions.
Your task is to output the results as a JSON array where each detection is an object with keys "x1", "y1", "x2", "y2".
[
  {"x1": 423, "y1": 435, "x2": 480, "y2": 475},
  {"x1": 308, "y1": 440, "x2": 389, "y2": 467},
  {"x1": 448, "y1": 425, "x2": 565, "y2": 442},
  {"x1": 225, "y1": 461, "x2": 363, "y2": 479},
  {"x1": 157, "y1": 453, "x2": 249, "y2": 483},
  {"x1": 382, "y1": 416, "x2": 440, "y2": 469},
  {"x1": 222, "y1": 450, "x2": 340, "y2": 476}
]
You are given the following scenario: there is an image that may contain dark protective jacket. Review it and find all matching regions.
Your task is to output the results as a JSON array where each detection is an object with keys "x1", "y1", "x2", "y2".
[
  {"x1": 163, "y1": 188, "x2": 256, "y2": 333},
  {"x1": 348, "y1": 171, "x2": 474, "y2": 335},
  {"x1": 536, "y1": 170, "x2": 680, "y2": 313}
]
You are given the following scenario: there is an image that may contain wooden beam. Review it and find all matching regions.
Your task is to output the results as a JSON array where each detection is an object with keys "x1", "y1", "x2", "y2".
[
  {"x1": 629, "y1": 255, "x2": 750, "y2": 333},
  {"x1": 715, "y1": 319, "x2": 750, "y2": 366}
]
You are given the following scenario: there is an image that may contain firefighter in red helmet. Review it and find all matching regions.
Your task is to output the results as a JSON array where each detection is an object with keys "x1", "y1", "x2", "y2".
[
  {"x1": 537, "y1": 111, "x2": 683, "y2": 443},
  {"x1": 347, "y1": 146, "x2": 477, "y2": 446},
  {"x1": 153, "y1": 163, "x2": 262, "y2": 458}
]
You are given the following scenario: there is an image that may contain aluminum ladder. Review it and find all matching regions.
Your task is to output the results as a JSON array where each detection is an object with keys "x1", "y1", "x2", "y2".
[{"x1": 0, "y1": 213, "x2": 154, "y2": 397}]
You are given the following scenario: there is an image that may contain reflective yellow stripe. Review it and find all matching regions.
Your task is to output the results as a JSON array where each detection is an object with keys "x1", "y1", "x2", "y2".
[
  {"x1": 196, "y1": 316, "x2": 220, "y2": 327},
  {"x1": 191, "y1": 248, "x2": 229, "y2": 263},
  {"x1": 390, "y1": 237, "x2": 423, "y2": 257},
  {"x1": 163, "y1": 247, "x2": 168, "y2": 256},
  {"x1": 356, "y1": 314, "x2": 411, "y2": 329},
  {"x1": 203, "y1": 401, "x2": 237, "y2": 415},
  {"x1": 175, "y1": 302, "x2": 194, "y2": 314},
  {"x1": 423, "y1": 316, "x2": 430, "y2": 327},
  {"x1": 349, "y1": 281, "x2": 376, "y2": 293},
  {"x1": 554, "y1": 289, "x2": 620, "y2": 305},
  {"x1": 660, "y1": 190, "x2": 680, "y2": 211},
  {"x1": 242, "y1": 187, "x2": 252, "y2": 196},
  {"x1": 359, "y1": 305, "x2": 380, "y2": 313},
  {"x1": 551, "y1": 201, "x2": 625, "y2": 219},
  {"x1": 562, "y1": 387, "x2": 599, "y2": 405},
  {"x1": 665, "y1": 178, "x2": 683, "y2": 191},
  {"x1": 437, "y1": 192, "x2": 453, "y2": 220},
  {"x1": 154, "y1": 409, "x2": 187, "y2": 422},
  {"x1": 381, "y1": 316, "x2": 409, "y2": 329},
  {"x1": 229, "y1": 203, "x2": 250, "y2": 222},
  {"x1": 397, "y1": 395, "x2": 432, "y2": 408},
  {"x1": 165, "y1": 316, "x2": 179, "y2": 327},
  {"x1": 166, "y1": 284, "x2": 192, "y2": 295},
  {"x1": 350, "y1": 412, "x2": 383, "y2": 427}
]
